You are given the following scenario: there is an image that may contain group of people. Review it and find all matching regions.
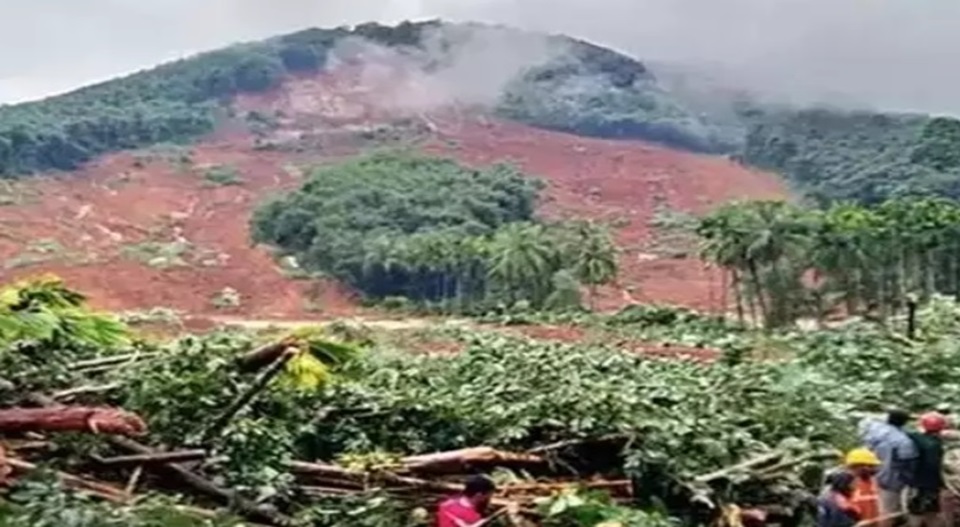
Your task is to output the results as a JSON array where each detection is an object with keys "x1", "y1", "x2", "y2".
[
  {"x1": 434, "y1": 410, "x2": 951, "y2": 527},
  {"x1": 819, "y1": 410, "x2": 950, "y2": 527}
]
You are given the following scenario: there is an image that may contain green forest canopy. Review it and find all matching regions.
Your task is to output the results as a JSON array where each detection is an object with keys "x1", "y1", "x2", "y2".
[
  {"x1": 739, "y1": 108, "x2": 960, "y2": 204},
  {"x1": 0, "y1": 20, "x2": 722, "y2": 178},
  {"x1": 251, "y1": 151, "x2": 617, "y2": 312}
]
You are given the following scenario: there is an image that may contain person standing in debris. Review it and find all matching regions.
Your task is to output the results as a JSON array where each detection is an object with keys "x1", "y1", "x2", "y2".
[
  {"x1": 844, "y1": 448, "x2": 882, "y2": 524},
  {"x1": 437, "y1": 475, "x2": 496, "y2": 527},
  {"x1": 860, "y1": 409, "x2": 919, "y2": 524},
  {"x1": 906, "y1": 412, "x2": 947, "y2": 527},
  {"x1": 818, "y1": 470, "x2": 862, "y2": 527}
]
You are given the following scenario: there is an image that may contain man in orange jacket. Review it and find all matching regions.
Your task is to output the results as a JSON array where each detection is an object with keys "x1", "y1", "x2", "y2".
[{"x1": 845, "y1": 448, "x2": 882, "y2": 525}]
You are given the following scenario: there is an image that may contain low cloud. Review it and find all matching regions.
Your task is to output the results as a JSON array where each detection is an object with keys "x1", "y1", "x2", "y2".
[{"x1": 1, "y1": 0, "x2": 957, "y2": 115}]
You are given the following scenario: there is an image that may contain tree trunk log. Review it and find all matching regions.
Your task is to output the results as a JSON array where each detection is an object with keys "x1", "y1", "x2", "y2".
[
  {"x1": 400, "y1": 447, "x2": 545, "y2": 473},
  {"x1": 237, "y1": 339, "x2": 298, "y2": 373},
  {"x1": 0, "y1": 407, "x2": 147, "y2": 437}
]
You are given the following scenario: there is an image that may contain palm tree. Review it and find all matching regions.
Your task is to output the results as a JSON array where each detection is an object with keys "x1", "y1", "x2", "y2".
[
  {"x1": 699, "y1": 201, "x2": 814, "y2": 328},
  {"x1": 566, "y1": 221, "x2": 618, "y2": 310},
  {"x1": 698, "y1": 204, "x2": 756, "y2": 325},
  {"x1": 486, "y1": 223, "x2": 558, "y2": 308}
]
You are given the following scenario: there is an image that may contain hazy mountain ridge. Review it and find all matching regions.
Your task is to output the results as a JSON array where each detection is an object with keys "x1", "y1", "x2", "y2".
[{"x1": 0, "y1": 20, "x2": 727, "y2": 178}]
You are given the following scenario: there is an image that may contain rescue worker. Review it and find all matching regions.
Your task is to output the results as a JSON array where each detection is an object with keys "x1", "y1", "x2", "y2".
[
  {"x1": 437, "y1": 475, "x2": 496, "y2": 527},
  {"x1": 861, "y1": 409, "x2": 919, "y2": 524},
  {"x1": 906, "y1": 412, "x2": 947, "y2": 527},
  {"x1": 818, "y1": 470, "x2": 862, "y2": 527},
  {"x1": 845, "y1": 447, "x2": 882, "y2": 524}
]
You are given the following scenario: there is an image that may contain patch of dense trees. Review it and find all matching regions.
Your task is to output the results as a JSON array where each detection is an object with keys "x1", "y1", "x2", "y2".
[
  {"x1": 698, "y1": 197, "x2": 960, "y2": 329},
  {"x1": 741, "y1": 108, "x2": 960, "y2": 203},
  {"x1": 0, "y1": 20, "x2": 724, "y2": 176},
  {"x1": 251, "y1": 152, "x2": 618, "y2": 312},
  {"x1": 496, "y1": 54, "x2": 734, "y2": 153}
]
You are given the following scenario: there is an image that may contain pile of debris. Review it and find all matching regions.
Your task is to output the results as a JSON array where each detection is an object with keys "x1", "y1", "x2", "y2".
[
  {"x1": 0, "y1": 337, "x2": 641, "y2": 526},
  {"x1": 0, "y1": 333, "x2": 878, "y2": 526},
  {"x1": 0, "y1": 402, "x2": 634, "y2": 525}
]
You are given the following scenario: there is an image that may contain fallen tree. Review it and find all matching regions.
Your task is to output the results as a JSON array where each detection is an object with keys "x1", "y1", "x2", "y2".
[{"x1": 0, "y1": 407, "x2": 147, "y2": 437}]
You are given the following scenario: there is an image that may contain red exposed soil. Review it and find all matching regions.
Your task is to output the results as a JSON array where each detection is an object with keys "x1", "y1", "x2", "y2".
[
  {"x1": 424, "y1": 118, "x2": 786, "y2": 311},
  {"x1": 0, "y1": 69, "x2": 787, "y2": 318}
]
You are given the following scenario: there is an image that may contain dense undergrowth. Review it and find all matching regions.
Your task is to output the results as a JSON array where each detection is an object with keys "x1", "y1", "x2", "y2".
[
  {"x1": 5, "y1": 276, "x2": 960, "y2": 525},
  {"x1": 252, "y1": 152, "x2": 617, "y2": 312}
]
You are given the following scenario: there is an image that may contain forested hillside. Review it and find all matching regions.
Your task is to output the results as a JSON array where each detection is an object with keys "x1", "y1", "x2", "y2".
[
  {"x1": 0, "y1": 20, "x2": 724, "y2": 177},
  {"x1": 740, "y1": 108, "x2": 960, "y2": 203}
]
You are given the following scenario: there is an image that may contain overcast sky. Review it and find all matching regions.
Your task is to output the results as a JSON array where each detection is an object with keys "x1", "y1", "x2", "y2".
[{"x1": 2, "y1": 0, "x2": 959, "y2": 114}]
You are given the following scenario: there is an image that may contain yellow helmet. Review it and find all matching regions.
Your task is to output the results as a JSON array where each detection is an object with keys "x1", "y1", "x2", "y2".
[{"x1": 845, "y1": 447, "x2": 880, "y2": 467}]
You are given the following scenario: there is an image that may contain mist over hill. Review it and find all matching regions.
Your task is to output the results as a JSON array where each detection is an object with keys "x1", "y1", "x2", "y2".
[{"x1": 0, "y1": 20, "x2": 735, "y2": 179}]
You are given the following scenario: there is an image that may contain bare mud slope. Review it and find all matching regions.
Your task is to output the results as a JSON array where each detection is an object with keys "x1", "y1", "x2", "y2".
[{"x1": 0, "y1": 73, "x2": 786, "y2": 318}]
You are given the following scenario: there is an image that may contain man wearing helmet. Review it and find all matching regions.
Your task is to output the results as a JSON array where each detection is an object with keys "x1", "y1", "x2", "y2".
[
  {"x1": 845, "y1": 448, "x2": 882, "y2": 524},
  {"x1": 906, "y1": 412, "x2": 947, "y2": 527}
]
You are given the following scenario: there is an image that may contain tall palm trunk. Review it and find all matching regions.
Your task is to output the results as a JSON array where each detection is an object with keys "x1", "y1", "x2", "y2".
[
  {"x1": 747, "y1": 259, "x2": 770, "y2": 328},
  {"x1": 953, "y1": 242, "x2": 960, "y2": 302},
  {"x1": 732, "y1": 268, "x2": 746, "y2": 326},
  {"x1": 720, "y1": 267, "x2": 730, "y2": 321}
]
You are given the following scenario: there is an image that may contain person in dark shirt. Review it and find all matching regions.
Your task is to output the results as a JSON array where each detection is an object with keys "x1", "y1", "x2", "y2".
[
  {"x1": 818, "y1": 471, "x2": 862, "y2": 527},
  {"x1": 907, "y1": 412, "x2": 947, "y2": 527}
]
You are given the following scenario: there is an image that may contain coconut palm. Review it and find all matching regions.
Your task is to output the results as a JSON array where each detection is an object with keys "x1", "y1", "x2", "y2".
[
  {"x1": 566, "y1": 221, "x2": 618, "y2": 310},
  {"x1": 487, "y1": 223, "x2": 558, "y2": 307}
]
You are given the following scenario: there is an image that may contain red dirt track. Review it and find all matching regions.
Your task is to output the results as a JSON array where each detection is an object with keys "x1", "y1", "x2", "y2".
[{"x1": 0, "y1": 71, "x2": 787, "y2": 318}]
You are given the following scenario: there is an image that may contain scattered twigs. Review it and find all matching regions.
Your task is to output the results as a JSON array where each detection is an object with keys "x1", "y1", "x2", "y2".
[
  {"x1": 0, "y1": 407, "x2": 147, "y2": 437},
  {"x1": 71, "y1": 352, "x2": 161, "y2": 373},
  {"x1": 125, "y1": 464, "x2": 143, "y2": 494},
  {"x1": 106, "y1": 435, "x2": 290, "y2": 526},
  {"x1": 1, "y1": 439, "x2": 52, "y2": 453},
  {"x1": 0, "y1": 444, "x2": 10, "y2": 485},
  {"x1": 289, "y1": 460, "x2": 462, "y2": 494},
  {"x1": 5, "y1": 456, "x2": 129, "y2": 502},
  {"x1": 694, "y1": 451, "x2": 786, "y2": 483},
  {"x1": 754, "y1": 449, "x2": 841, "y2": 480},
  {"x1": 200, "y1": 347, "x2": 298, "y2": 444},
  {"x1": 94, "y1": 449, "x2": 207, "y2": 467},
  {"x1": 52, "y1": 383, "x2": 122, "y2": 402}
]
